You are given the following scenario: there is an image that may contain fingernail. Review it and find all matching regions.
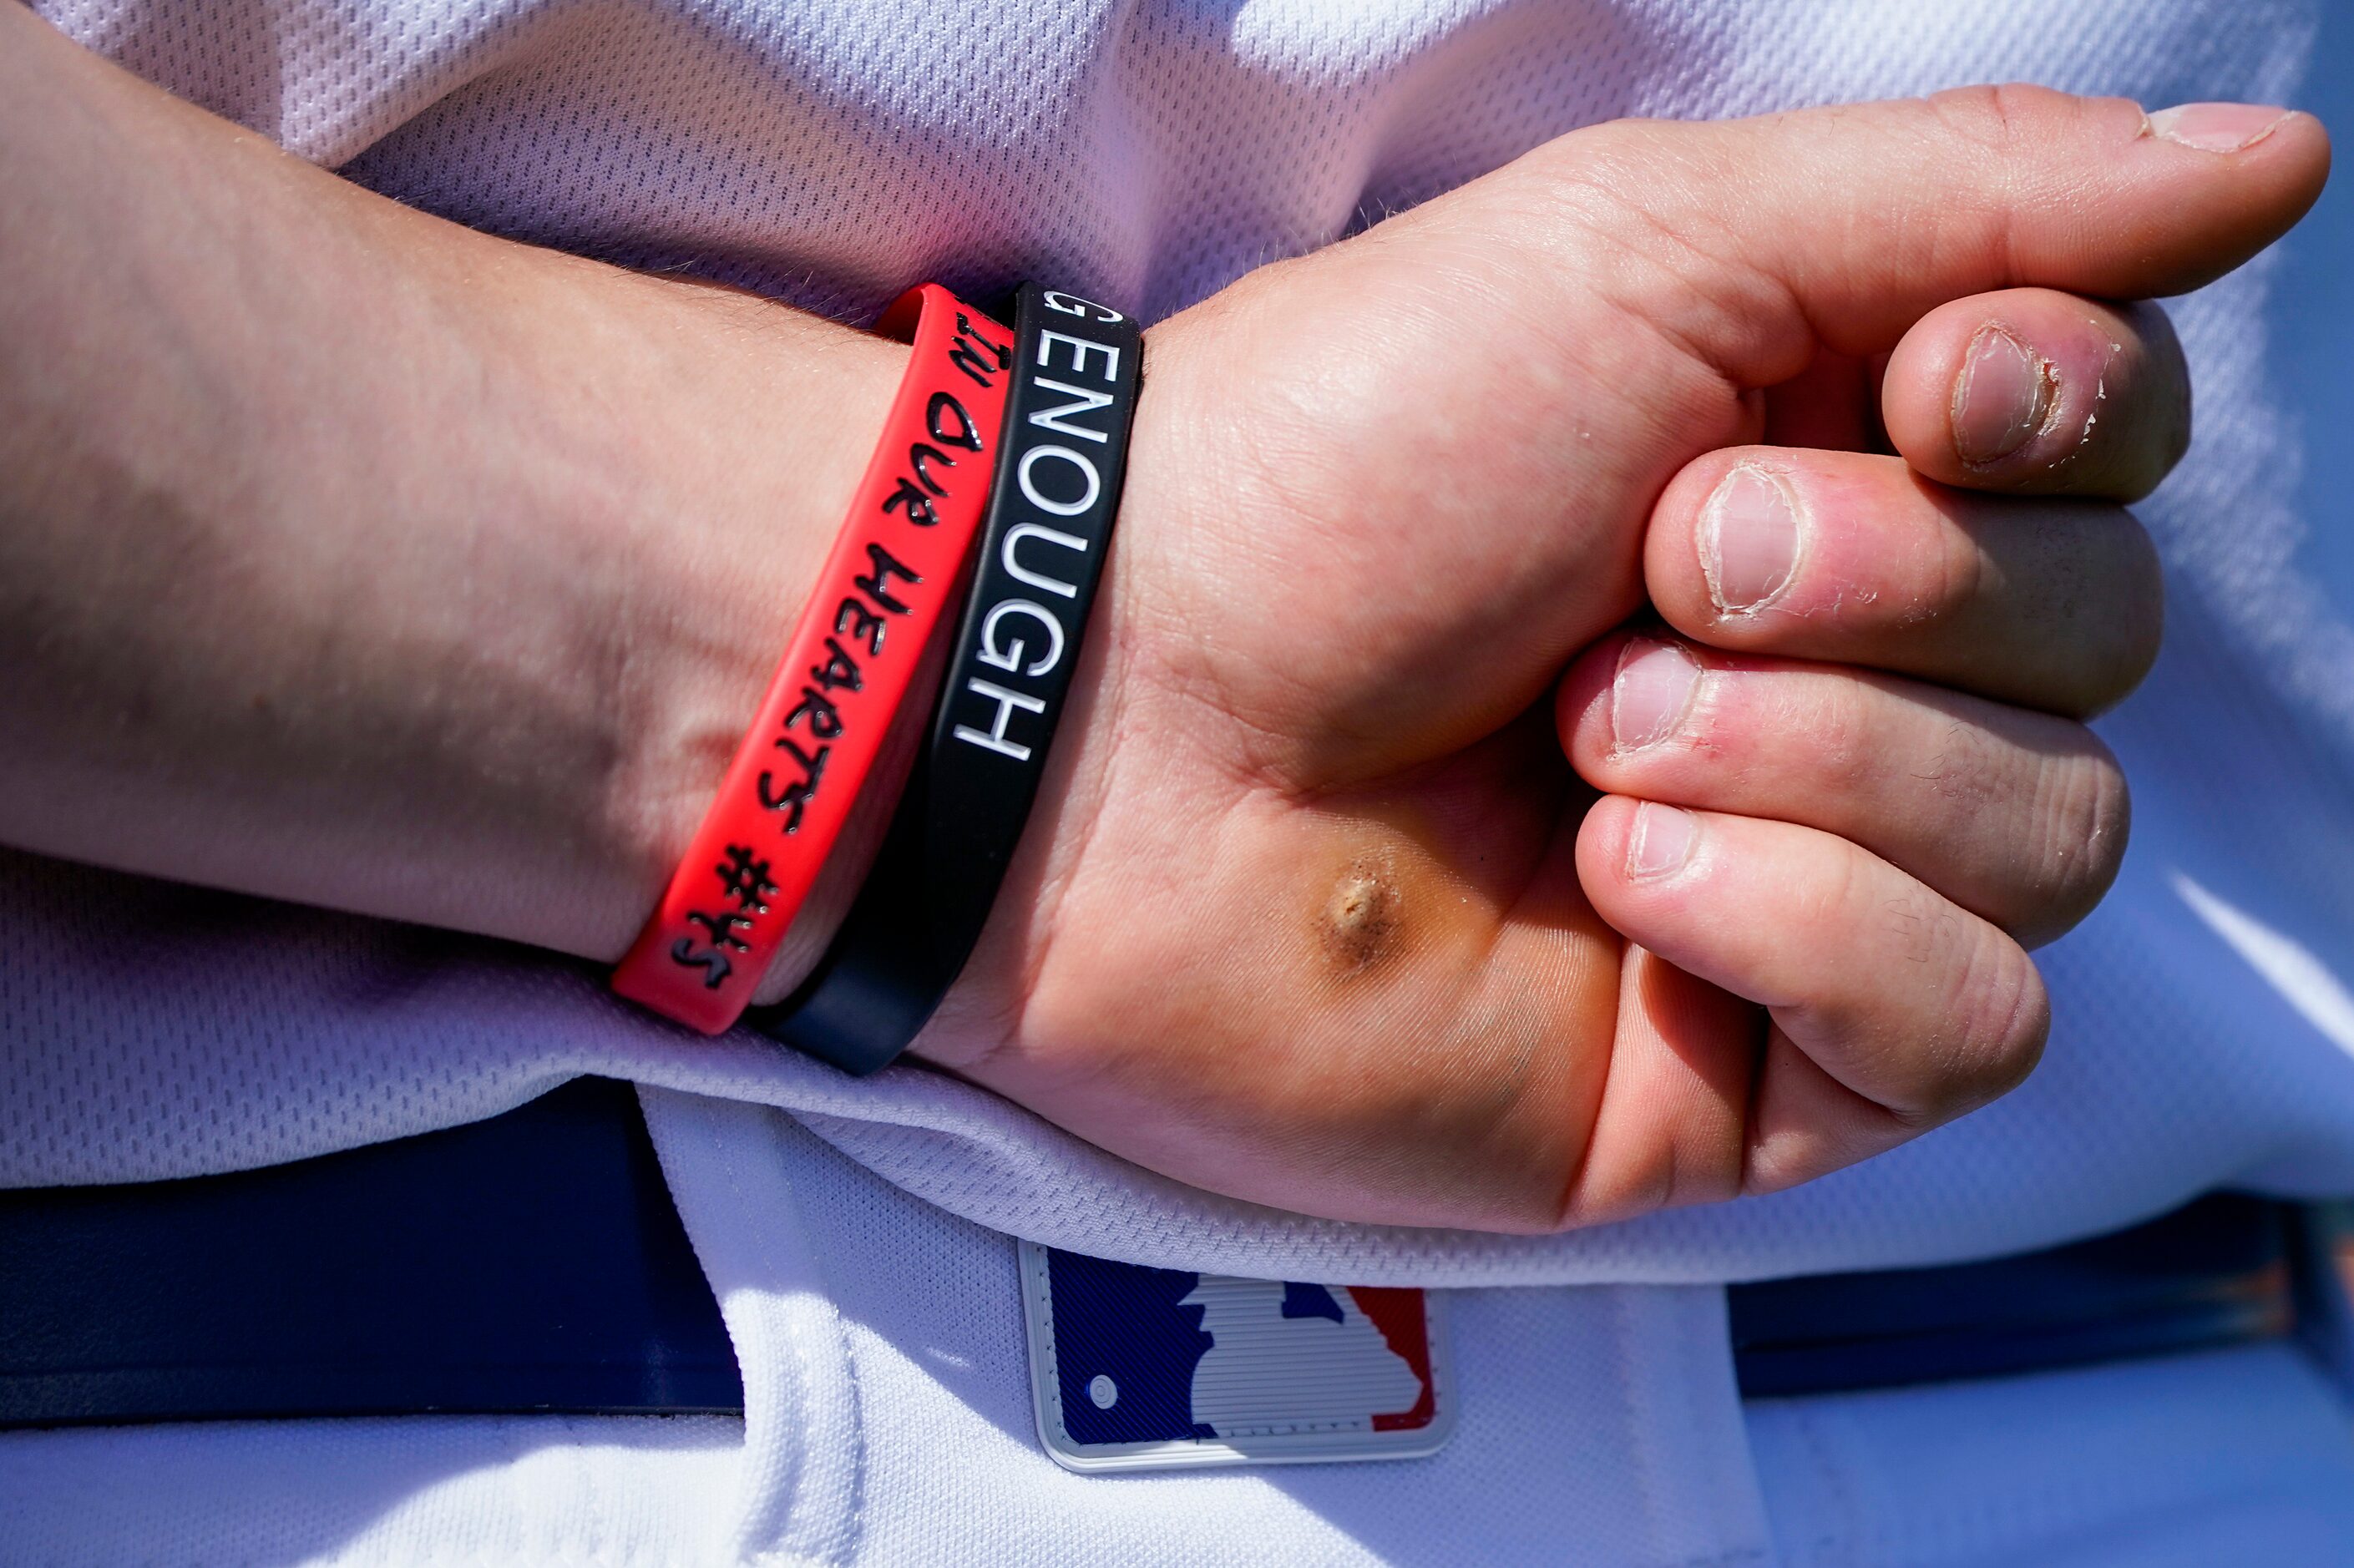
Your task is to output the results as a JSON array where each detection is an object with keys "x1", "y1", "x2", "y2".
[
  {"x1": 1701, "y1": 464, "x2": 1800, "y2": 615},
  {"x1": 1628, "y1": 802, "x2": 1698, "y2": 880},
  {"x1": 1952, "y1": 326, "x2": 2053, "y2": 465},
  {"x1": 2146, "y1": 103, "x2": 2291, "y2": 153},
  {"x1": 1612, "y1": 640, "x2": 1701, "y2": 751}
]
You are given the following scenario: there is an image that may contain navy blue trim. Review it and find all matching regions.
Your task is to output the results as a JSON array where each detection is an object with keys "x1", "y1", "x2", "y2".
[
  {"x1": 0, "y1": 1080, "x2": 2295, "y2": 1425},
  {"x1": 0, "y1": 1077, "x2": 741, "y2": 1425},
  {"x1": 1726, "y1": 1193, "x2": 2292, "y2": 1397}
]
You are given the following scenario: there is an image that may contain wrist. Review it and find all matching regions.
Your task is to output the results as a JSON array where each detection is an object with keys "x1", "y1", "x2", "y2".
[
  {"x1": 907, "y1": 312, "x2": 1203, "y2": 1075},
  {"x1": 561, "y1": 271, "x2": 919, "y2": 1002}
]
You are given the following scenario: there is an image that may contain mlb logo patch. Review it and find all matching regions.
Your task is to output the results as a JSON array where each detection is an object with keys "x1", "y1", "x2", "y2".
[{"x1": 1018, "y1": 1240, "x2": 1455, "y2": 1472}]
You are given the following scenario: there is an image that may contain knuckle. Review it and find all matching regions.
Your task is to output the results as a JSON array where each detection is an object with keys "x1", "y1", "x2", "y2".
[
  {"x1": 1510, "y1": 121, "x2": 1690, "y2": 255},
  {"x1": 1508, "y1": 120, "x2": 1809, "y2": 382},
  {"x1": 2163, "y1": 396, "x2": 2195, "y2": 474},
  {"x1": 2069, "y1": 515, "x2": 2166, "y2": 714},
  {"x1": 1913, "y1": 717, "x2": 2006, "y2": 815},
  {"x1": 1921, "y1": 83, "x2": 2129, "y2": 162},
  {"x1": 1934, "y1": 927, "x2": 2050, "y2": 1116},
  {"x1": 1810, "y1": 678, "x2": 1881, "y2": 792},
  {"x1": 2113, "y1": 524, "x2": 2167, "y2": 695},
  {"x1": 1535, "y1": 114, "x2": 1673, "y2": 180},
  {"x1": 1799, "y1": 834, "x2": 1878, "y2": 943},
  {"x1": 2125, "y1": 301, "x2": 2194, "y2": 473},
  {"x1": 1918, "y1": 513, "x2": 1989, "y2": 630},
  {"x1": 1918, "y1": 86, "x2": 2042, "y2": 283},
  {"x1": 2025, "y1": 744, "x2": 2131, "y2": 937},
  {"x1": 1924, "y1": 83, "x2": 2041, "y2": 157},
  {"x1": 1908, "y1": 88, "x2": 2138, "y2": 291}
]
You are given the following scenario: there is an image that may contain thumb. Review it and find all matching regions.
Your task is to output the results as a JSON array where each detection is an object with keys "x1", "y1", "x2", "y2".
[{"x1": 1491, "y1": 86, "x2": 2328, "y2": 387}]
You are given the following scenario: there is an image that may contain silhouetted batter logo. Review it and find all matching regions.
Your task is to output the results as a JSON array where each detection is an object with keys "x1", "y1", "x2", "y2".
[{"x1": 1020, "y1": 1242, "x2": 1454, "y2": 1471}]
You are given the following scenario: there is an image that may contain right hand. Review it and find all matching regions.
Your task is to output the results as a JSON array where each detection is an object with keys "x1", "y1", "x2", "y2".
[{"x1": 918, "y1": 90, "x2": 2328, "y2": 1229}]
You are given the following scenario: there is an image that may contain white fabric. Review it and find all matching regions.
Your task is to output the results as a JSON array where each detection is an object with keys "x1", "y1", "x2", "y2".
[
  {"x1": 1745, "y1": 1342, "x2": 2354, "y2": 1568},
  {"x1": 9, "y1": 1097, "x2": 2348, "y2": 1567},
  {"x1": 8, "y1": 1, "x2": 2354, "y2": 1562}
]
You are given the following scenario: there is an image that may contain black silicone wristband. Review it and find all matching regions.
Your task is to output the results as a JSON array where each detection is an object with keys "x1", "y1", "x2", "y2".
[{"x1": 747, "y1": 284, "x2": 1142, "y2": 1073}]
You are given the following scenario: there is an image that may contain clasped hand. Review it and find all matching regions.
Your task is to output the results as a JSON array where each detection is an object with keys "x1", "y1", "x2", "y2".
[{"x1": 913, "y1": 90, "x2": 2327, "y2": 1229}]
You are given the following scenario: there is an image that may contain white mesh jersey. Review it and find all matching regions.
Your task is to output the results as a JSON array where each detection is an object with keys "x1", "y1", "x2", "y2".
[
  {"x1": 13, "y1": 0, "x2": 2353, "y2": 1283},
  {"x1": 7, "y1": 3, "x2": 2354, "y2": 1561}
]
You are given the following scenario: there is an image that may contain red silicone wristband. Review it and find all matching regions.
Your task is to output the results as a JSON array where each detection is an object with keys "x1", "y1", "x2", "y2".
[{"x1": 612, "y1": 284, "x2": 1012, "y2": 1034}]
